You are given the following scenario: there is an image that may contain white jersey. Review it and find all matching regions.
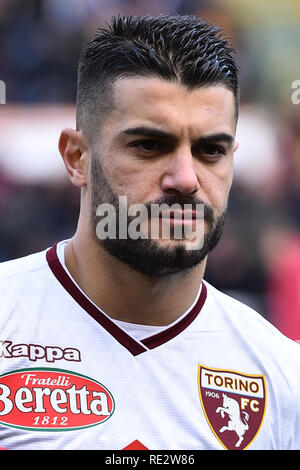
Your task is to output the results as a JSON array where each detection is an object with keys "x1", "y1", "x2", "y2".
[{"x1": 0, "y1": 240, "x2": 300, "y2": 451}]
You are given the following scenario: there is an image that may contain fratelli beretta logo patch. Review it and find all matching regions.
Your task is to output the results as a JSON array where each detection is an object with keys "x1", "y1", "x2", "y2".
[
  {"x1": 0, "y1": 368, "x2": 115, "y2": 431},
  {"x1": 198, "y1": 364, "x2": 266, "y2": 450}
]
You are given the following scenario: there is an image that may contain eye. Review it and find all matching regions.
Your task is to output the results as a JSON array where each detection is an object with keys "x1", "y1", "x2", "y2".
[
  {"x1": 196, "y1": 143, "x2": 226, "y2": 161},
  {"x1": 129, "y1": 139, "x2": 163, "y2": 152}
]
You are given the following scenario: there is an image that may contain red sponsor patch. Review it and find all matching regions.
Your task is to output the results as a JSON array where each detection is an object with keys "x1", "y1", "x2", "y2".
[
  {"x1": 122, "y1": 440, "x2": 148, "y2": 450},
  {"x1": 0, "y1": 368, "x2": 115, "y2": 431},
  {"x1": 198, "y1": 364, "x2": 266, "y2": 450}
]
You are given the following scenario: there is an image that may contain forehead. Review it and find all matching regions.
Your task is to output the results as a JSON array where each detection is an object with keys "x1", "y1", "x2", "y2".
[{"x1": 103, "y1": 76, "x2": 236, "y2": 139}]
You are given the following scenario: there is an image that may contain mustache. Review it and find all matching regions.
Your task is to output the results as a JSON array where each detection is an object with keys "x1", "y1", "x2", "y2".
[
  {"x1": 90, "y1": 155, "x2": 215, "y2": 224},
  {"x1": 142, "y1": 194, "x2": 215, "y2": 224}
]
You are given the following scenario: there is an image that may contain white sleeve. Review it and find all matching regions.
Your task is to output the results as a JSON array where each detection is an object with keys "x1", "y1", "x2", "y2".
[{"x1": 288, "y1": 346, "x2": 300, "y2": 450}]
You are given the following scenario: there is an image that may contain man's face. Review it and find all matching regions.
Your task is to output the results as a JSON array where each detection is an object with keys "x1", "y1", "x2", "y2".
[{"x1": 88, "y1": 76, "x2": 238, "y2": 276}]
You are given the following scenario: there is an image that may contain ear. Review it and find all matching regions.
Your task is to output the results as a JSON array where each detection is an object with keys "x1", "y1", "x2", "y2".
[
  {"x1": 58, "y1": 128, "x2": 89, "y2": 187},
  {"x1": 233, "y1": 140, "x2": 239, "y2": 152}
]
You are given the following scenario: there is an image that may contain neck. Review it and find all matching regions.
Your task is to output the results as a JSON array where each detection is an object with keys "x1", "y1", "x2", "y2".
[{"x1": 64, "y1": 230, "x2": 206, "y2": 326}]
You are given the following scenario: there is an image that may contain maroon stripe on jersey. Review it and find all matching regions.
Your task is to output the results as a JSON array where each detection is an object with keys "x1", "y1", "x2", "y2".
[
  {"x1": 141, "y1": 282, "x2": 207, "y2": 350},
  {"x1": 46, "y1": 243, "x2": 147, "y2": 356},
  {"x1": 46, "y1": 243, "x2": 207, "y2": 356}
]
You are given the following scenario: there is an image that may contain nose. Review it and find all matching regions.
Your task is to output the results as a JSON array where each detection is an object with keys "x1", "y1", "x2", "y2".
[{"x1": 161, "y1": 147, "x2": 199, "y2": 195}]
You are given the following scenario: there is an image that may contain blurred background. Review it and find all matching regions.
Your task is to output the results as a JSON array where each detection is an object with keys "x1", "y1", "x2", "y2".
[{"x1": 0, "y1": 0, "x2": 300, "y2": 340}]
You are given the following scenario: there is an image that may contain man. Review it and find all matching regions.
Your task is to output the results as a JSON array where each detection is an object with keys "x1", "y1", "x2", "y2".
[{"x1": 0, "y1": 15, "x2": 299, "y2": 451}]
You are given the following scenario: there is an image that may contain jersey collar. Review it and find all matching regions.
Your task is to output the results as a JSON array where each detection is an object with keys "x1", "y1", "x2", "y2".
[{"x1": 46, "y1": 243, "x2": 207, "y2": 356}]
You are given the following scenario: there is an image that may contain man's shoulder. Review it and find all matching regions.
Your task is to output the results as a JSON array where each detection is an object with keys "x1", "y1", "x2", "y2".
[
  {"x1": 205, "y1": 279, "x2": 272, "y2": 324},
  {"x1": 204, "y1": 279, "x2": 264, "y2": 318},
  {"x1": 0, "y1": 248, "x2": 50, "y2": 283},
  {"x1": 204, "y1": 280, "x2": 300, "y2": 358}
]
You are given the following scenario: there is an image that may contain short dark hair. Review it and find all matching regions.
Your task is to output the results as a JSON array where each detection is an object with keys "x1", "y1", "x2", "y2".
[{"x1": 77, "y1": 14, "x2": 239, "y2": 143}]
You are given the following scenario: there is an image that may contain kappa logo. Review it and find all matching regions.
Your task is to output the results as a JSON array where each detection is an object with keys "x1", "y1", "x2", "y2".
[
  {"x1": 0, "y1": 340, "x2": 81, "y2": 363},
  {"x1": 198, "y1": 364, "x2": 266, "y2": 450}
]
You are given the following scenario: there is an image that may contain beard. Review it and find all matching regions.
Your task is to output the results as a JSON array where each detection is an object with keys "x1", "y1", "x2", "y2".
[{"x1": 90, "y1": 154, "x2": 227, "y2": 277}]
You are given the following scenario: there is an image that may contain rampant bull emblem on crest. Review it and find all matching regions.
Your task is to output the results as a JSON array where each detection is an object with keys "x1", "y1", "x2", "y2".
[{"x1": 216, "y1": 393, "x2": 249, "y2": 447}]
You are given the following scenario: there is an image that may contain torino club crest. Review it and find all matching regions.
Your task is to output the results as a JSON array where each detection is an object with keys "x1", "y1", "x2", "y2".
[{"x1": 198, "y1": 364, "x2": 266, "y2": 450}]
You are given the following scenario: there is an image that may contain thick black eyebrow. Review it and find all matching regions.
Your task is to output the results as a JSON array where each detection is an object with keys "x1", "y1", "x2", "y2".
[
  {"x1": 197, "y1": 132, "x2": 235, "y2": 148},
  {"x1": 122, "y1": 126, "x2": 175, "y2": 140},
  {"x1": 122, "y1": 126, "x2": 234, "y2": 147}
]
